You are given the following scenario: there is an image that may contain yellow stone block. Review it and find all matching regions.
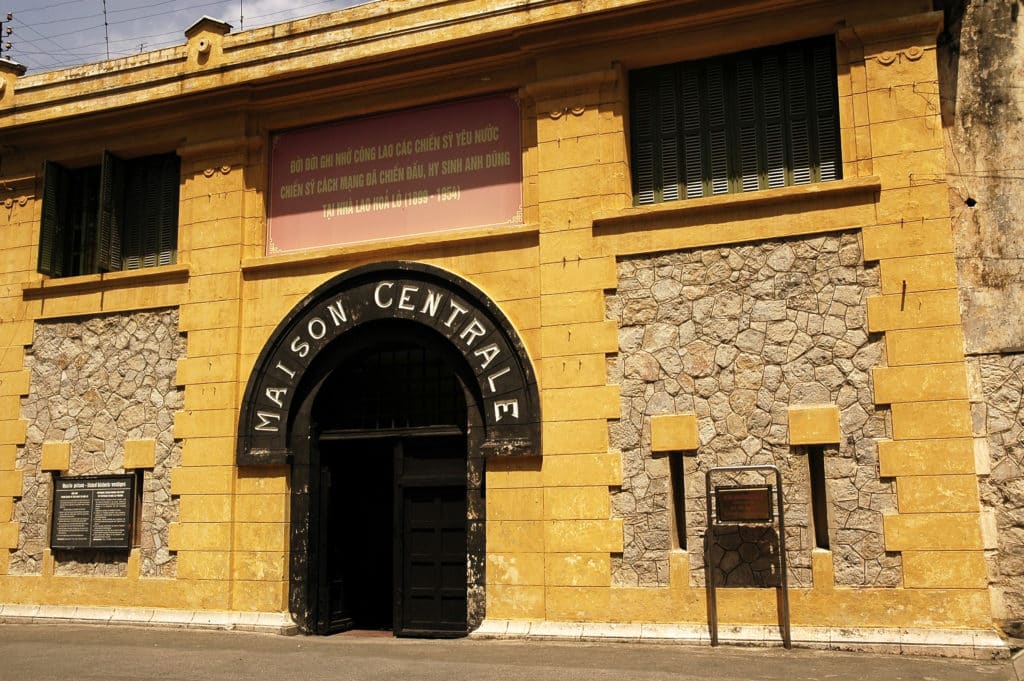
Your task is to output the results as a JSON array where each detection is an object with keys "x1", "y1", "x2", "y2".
[
  {"x1": 544, "y1": 519, "x2": 623, "y2": 553},
  {"x1": 878, "y1": 438, "x2": 976, "y2": 477},
  {"x1": 0, "y1": 370, "x2": 30, "y2": 396},
  {"x1": 865, "y1": 49, "x2": 939, "y2": 92},
  {"x1": 179, "y1": 300, "x2": 239, "y2": 331},
  {"x1": 540, "y1": 290, "x2": 606, "y2": 325},
  {"x1": 538, "y1": 228, "x2": 608, "y2": 264},
  {"x1": 485, "y1": 456, "x2": 543, "y2": 489},
  {"x1": 545, "y1": 553, "x2": 610, "y2": 587},
  {"x1": 178, "y1": 495, "x2": 233, "y2": 523},
  {"x1": 232, "y1": 551, "x2": 288, "y2": 581},
  {"x1": 471, "y1": 268, "x2": 539, "y2": 302},
  {"x1": 486, "y1": 552, "x2": 545, "y2": 585},
  {"x1": 184, "y1": 382, "x2": 239, "y2": 412},
  {"x1": 897, "y1": 475, "x2": 979, "y2": 513},
  {"x1": 902, "y1": 550, "x2": 986, "y2": 589},
  {"x1": 787, "y1": 405, "x2": 840, "y2": 445},
  {"x1": 236, "y1": 467, "x2": 288, "y2": 494},
  {"x1": 0, "y1": 444, "x2": 13, "y2": 470},
  {"x1": 172, "y1": 409, "x2": 238, "y2": 438},
  {"x1": 181, "y1": 436, "x2": 236, "y2": 466},
  {"x1": 187, "y1": 329, "x2": 241, "y2": 358},
  {"x1": 545, "y1": 586, "x2": 610, "y2": 621},
  {"x1": 0, "y1": 469, "x2": 23, "y2": 497},
  {"x1": 40, "y1": 441, "x2": 71, "y2": 471},
  {"x1": 123, "y1": 439, "x2": 156, "y2": 469},
  {"x1": 176, "y1": 550, "x2": 231, "y2": 580},
  {"x1": 883, "y1": 512, "x2": 982, "y2": 551},
  {"x1": 0, "y1": 496, "x2": 11, "y2": 521},
  {"x1": 487, "y1": 521, "x2": 545, "y2": 553},
  {"x1": 866, "y1": 84, "x2": 940, "y2": 123},
  {"x1": 539, "y1": 164, "x2": 624, "y2": 203},
  {"x1": 236, "y1": 494, "x2": 287, "y2": 522},
  {"x1": 175, "y1": 356, "x2": 238, "y2": 386},
  {"x1": 167, "y1": 522, "x2": 232, "y2": 551},
  {"x1": 872, "y1": 363, "x2": 968, "y2": 404},
  {"x1": 0, "y1": 546, "x2": 8, "y2": 574},
  {"x1": 876, "y1": 185, "x2": 950, "y2": 224},
  {"x1": 862, "y1": 219, "x2": 953, "y2": 261},
  {"x1": 885, "y1": 326, "x2": 965, "y2": 366},
  {"x1": 542, "y1": 452, "x2": 621, "y2": 487},
  {"x1": 543, "y1": 486, "x2": 610, "y2": 520},
  {"x1": 231, "y1": 580, "x2": 287, "y2": 612},
  {"x1": 542, "y1": 419, "x2": 609, "y2": 455},
  {"x1": 234, "y1": 522, "x2": 289, "y2": 552},
  {"x1": 486, "y1": 584, "x2": 544, "y2": 620},
  {"x1": 0, "y1": 521, "x2": 18, "y2": 548},
  {"x1": 539, "y1": 257, "x2": 617, "y2": 294},
  {"x1": 866, "y1": 290, "x2": 961, "y2": 332},
  {"x1": 0, "y1": 419, "x2": 27, "y2": 445},
  {"x1": 891, "y1": 400, "x2": 972, "y2": 440},
  {"x1": 170, "y1": 466, "x2": 234, "y2": 495},
  {"x1": 540, "y1": 320, "x2": 619, "y2": 357},
  {"x1": 37, "y1": 292, "x2": 103, "y2": 319},
  {"x1": 650, "y1": 413, "x2": 698, "y2": 452},
  {"x1": 879, "y1": 253, "x2": 958, "y2": 295},
  {"x1": 487, "y1": 488, "x2": 544, "y2": 521},
  {"x1": 188, "y1": 273, "x2": 241, "y2": 303},
  {"x1": 868, "y1": 116, "x2": 942, "y2": 156},
  {"x1": 541, "y1": 384, "x2": 620, "y2": 421},
  {"x1": 539, "y1": 354, "x2": 607, "y2": 389}
]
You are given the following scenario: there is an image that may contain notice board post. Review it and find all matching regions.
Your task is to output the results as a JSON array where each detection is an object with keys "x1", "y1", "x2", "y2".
[{"x1": 704, "y1": 464, "x2": 791, "y2": 649}]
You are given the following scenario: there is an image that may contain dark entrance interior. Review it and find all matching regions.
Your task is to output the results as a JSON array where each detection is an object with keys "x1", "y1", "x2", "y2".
[{"x1": 309, "y1": 334, "x2": 472, "y2": 637}]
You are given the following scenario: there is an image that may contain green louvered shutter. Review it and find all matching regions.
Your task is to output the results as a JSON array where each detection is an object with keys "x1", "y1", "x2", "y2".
[
  {"x1": 629, "y1": 36, "x2": 842, "y2": 205},
  {"x1": 38, "y1": 161, "x2": 68, "y2": 277},
  {"x1": 97, "y1": 150, "x2": 125, "y2": 272},
  {"x1": 123, "y1": 154, "x2": 179, "y2": 270}
]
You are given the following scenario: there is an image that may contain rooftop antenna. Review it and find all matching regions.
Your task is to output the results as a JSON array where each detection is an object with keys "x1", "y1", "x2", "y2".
[
  {"x1": 240, "y1": 0, "x2": 244, "y2": 31},
  {"x1": 102, "y1": 0, "x2": 110, "y2": 59}
]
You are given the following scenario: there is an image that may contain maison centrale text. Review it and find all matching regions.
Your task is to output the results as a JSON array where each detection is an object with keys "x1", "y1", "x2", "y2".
[{"x1": 250, "y1": 278, "x2": 522, "y2": 435}]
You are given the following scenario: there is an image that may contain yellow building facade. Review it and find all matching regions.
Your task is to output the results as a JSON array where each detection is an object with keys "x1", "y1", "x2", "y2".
[{"x1": 0, "y1": 0, "x2": 1008, "y2": 656}]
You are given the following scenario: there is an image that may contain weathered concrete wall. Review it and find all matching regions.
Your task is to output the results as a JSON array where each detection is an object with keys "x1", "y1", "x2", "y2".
[
  {"x1": 941, "y1": 0, "x2": 1024, "y2": 354},
  {"x1": 607, "y1": 232, "x2": 897, "y2": 589},
  {"x1": 940, "y1": 0, "x2": 1024, "y2": 636},
  {"x1": 11, "y1": 310, "x2": 184, "y2": 577}
]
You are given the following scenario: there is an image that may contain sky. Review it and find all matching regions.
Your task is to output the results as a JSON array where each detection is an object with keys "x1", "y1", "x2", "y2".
[{"x1": 3, "y1": 0, "x2": 374, "y2": 74}]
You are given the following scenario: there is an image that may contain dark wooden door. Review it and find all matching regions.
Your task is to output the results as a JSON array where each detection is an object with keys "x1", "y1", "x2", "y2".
[{"x1": 398, "y1": 484, "x2": 467, "y2": 636}]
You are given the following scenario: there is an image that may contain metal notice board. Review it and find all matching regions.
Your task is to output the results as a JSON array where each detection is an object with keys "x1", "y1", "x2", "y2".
[
  {"x1": 50, "y1": 475, "x2": 136, "y2": 550},
  {"x1": 704, "y1": 464, "x2": 791, "y2": 649}
]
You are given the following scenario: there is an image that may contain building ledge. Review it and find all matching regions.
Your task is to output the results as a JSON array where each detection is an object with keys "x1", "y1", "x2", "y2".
[
  {"x1": 22, "y1": 263, "x2": 190, "y2": 299},
  {"x1": 242, "y1": 223, "x2": 539, "y2": 276}
]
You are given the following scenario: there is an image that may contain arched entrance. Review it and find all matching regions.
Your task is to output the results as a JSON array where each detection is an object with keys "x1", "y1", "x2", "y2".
[
  {"x1": 237, "y1": 262, "x2": 540, "y2": 636},
  {"x1": 306, "y1": 321, "x2": 481, "y2": 635}
]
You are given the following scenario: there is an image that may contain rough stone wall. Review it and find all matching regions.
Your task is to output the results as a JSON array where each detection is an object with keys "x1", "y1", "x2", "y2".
[
  {"x1": 11, "y1": 309, "x2": 185, "y2": 577},
  {"x1": 607, "y1": 232, "x2": 899, "y2": 588},
  {"x1": 975, "y1": 354, "x2": 1024, "y2": 635}
]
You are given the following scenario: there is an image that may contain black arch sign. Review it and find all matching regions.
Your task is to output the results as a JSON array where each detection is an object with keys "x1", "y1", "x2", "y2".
[{"x1": 237, "y1": 262, "x2": 541, "y2": 464}]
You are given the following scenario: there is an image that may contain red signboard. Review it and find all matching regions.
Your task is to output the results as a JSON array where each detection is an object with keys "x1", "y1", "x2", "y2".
[{"x1": 267, "y1": 93, "x2": 523, "y2": 254}]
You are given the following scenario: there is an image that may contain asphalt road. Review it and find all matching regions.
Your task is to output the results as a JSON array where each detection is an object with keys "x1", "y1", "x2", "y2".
[{"x1": 0, "y1": 624, "x2": 1016, "y2": 681}]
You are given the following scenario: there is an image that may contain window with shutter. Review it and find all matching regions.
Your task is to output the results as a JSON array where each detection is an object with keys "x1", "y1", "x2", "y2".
[
  {"x1": 629, "y1": 36, "x2": 842, "y2": 206},
  {"x1": 37, "y1": 151, "x2": 180, "y2": 278}
]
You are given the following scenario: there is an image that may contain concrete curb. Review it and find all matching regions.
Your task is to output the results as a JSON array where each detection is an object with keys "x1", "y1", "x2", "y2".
[
  {"x1": 0, "y1": 604, "x2": 299, "y2": 635},
  {"x1": 471, "y1": 620, "x2": 1011, "y2": 660}
]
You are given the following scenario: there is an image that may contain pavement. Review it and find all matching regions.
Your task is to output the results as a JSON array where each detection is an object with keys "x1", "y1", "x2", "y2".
[{"x1": 0, "y1": 623, "x2": 1020, "y2": 681}]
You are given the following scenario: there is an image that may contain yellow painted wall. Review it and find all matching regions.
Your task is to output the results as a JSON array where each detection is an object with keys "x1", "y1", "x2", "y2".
[{"x1": 0, "y1": 0, "x2": 995, "y2": 636}]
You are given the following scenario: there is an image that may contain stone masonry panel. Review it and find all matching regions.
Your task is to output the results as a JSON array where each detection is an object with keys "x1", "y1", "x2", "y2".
[
  {"x1": 607, "y1": 232, "x2": 899, "y2": 588},
  {"x1": 12, "y1": 309, "x2": 185, "y2": 577}
]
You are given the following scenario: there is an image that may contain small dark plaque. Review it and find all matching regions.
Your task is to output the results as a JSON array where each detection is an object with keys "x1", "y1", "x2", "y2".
[
  {"x1": 714, "y1": 485, "x2": 773, "y2": 524},
  {"x1": 51, "y1": 475, "x2": 135, "y2": 550}
]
